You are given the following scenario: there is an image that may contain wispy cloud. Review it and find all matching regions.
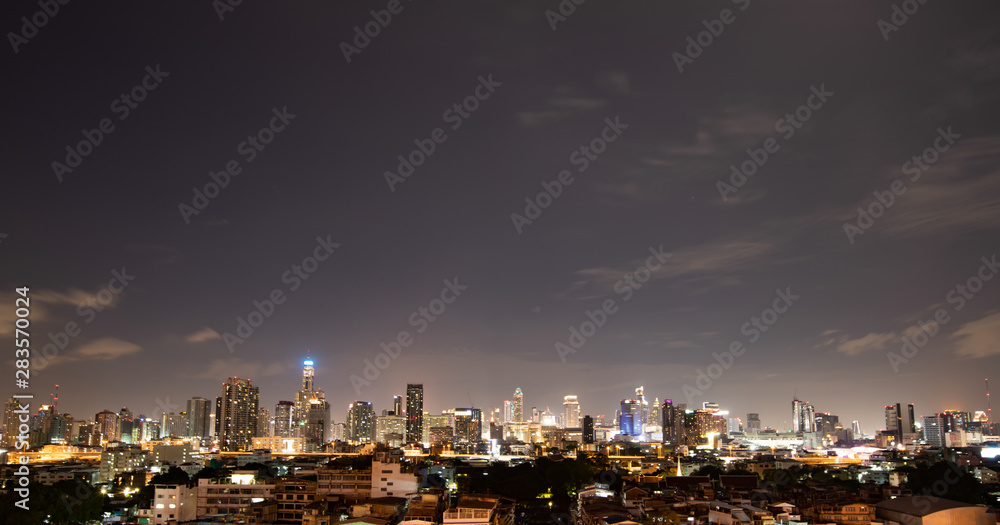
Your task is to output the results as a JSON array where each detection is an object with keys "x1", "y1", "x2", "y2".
[
  {"x1": 194, "y1": 358, "x2": 286, "y2": 380},
  {"x1": 865, "y1": 136, "x2": 1000, "y2": 240},
  {"x1": 951, "y1": 310, "x2": 1000, "y2": 358},
  {"x1": 185, "y1": 327, "x2": 221, "y2": 343},
  {"x1": 555, "y1": 239, "x2": 776, "y2": 300}
]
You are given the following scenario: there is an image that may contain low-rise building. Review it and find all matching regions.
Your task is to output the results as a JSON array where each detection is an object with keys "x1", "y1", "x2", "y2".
[
  {"x1": 152, "y1": 483, "x2": 197, "y2": 525},
  {"x1": 876, "y1": 497, "x2": 995, "y2": 524},
  {"x1": 196, "y1": 474, "x2": 275, "y2": 516},
  {"x1": 316, "y1": 465, "x2": 372, "y2": 499},
  {"x1": 275, "y1": 476, "x2": 317, "y2": 523}
]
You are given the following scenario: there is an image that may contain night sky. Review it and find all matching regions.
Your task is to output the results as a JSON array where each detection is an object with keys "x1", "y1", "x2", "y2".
[{"x1": 3, "y1": 1, "x2": 1000, "y2": 435}]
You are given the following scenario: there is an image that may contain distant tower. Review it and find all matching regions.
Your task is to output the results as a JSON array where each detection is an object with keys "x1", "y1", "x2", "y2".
[
  {"x1": 301, "y1": 358, "x2": 314, "y2": 391},
  {"x1": 393, "y1": 395, "x2": 403, "y2": 416},
  {"x1": 513, "y1": 388, "x2": 524, "y2": 422},
  {"x1": 792, "y1": 398, "x2": 802, "y2": 433},
  {"x1": 406, "y1": 384, "x2": 423, "y2": 444},
  {"x1": 217, "y1": 377, "x2": 259, "y2": 451},
  {"x1": 582, "y1": 415, "x2": 594, "y2": 443},
  {"x1": 274, "y1": 401, "x2": 294, "y2": 437},
  {"x1": 563, "y1": 395, "x2": 581, "y2": 428},
  {"x1": 186, "y1": 397, "x2": 211, "y2": 441}
]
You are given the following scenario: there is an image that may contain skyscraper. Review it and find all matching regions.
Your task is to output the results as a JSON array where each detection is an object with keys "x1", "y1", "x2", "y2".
[
  {"x1": 792, "y1": 398, "x2": 802, "y2": 433},
  {"x1": 802, "y1": 404, "x2": 815, "y2": 433},
  {"x1": 393, "y1": 395, "x2": 403, "y2": 416},
  {"x1": 885, "y1": 403, "x2": 902, "y2": 441},
  {"x1": 582, "y1": 415, "x2": 594, "y2": 443},
  {"x1": 2, "y1": 397, "x2": 19, "y2": 448},
  {"x1": 257, "y1": 407, "x2": 271, "y2": 438},
  {"x1": 118, "y1": 407, "x2": 133, "y2": 444},
  {"x1": 293, "y1": 358, "x2": 329, "y2": 443},
  {"x1": 302, "y1": 399, "x2": 330, "y2": 450},
  {"x1": 274, "y1": 401, "x2": 294, "y2": 437},
  {"x1": 217, "y1": 377, "x2": 260, "y2": 452},
  {"x1": 454, "y1": 408, "x2": 482, "y2": 444},
  {"x1": 512, "y1": 388, "x2": 523, "y2": 422},
  {"x1": 635, "y1": 386, "x2": 648, "y2": 433},
  {"x1": 95, "y1": 410, "x2": 119, "y2": 443},
  {"x1": 406, "y1": 384, "x2": 423, "y2": 444},
  {"x1": 662, "y1": 400, "x2": 679, "y2": 443},
  {"x1": 348, "y1": 401, "x2": 374, "y2": 444},
  {"x1": 620, "y1": 399, "x2": 641, "y2": 437},
  {"x1": 186, "y1": 397, "x2": 211, "y2": 441},
  {"x1": 563, "y1": 395, "x2": 580, "y2": 428},
  {"x1": 747, "y1": 413, "x2": 761, "y2": 431},
  {"x1": 923, "y1": 415, "x2": 945, "y2": 447}
]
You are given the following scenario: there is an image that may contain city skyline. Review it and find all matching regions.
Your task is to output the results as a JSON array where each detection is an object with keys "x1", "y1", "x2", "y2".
[{"x1": 14, "y1": 357, "x2": 994, "y2": 439}]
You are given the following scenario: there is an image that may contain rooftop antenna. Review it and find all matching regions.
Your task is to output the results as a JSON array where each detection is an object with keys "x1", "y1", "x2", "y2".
[
  {"x1": 52, "y1": 384, "x2": 59, "y2": 412},
  {"x1": 987, "y1": 378, "x2": 992, "y2": 423}
]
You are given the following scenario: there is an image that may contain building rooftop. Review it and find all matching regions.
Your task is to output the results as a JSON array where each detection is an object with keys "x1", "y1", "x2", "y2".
[{"x1": 876, "y1": 497, "x2": 983, "y2": 517}]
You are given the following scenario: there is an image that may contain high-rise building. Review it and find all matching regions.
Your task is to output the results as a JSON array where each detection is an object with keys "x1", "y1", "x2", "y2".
[
  {"x1": 423, "y1": 414, "x2": 448, "y2": 443},
  {"x1": 118, "y1": 407, "x2": 134, "y2": 444},
  {"x1": 503, "y1": 400, "x2": 513, "y2": 424},
  {"x1": 217, "y1": 377, "x2": 260, "y2": 452},
  {"x1": 746, "y1": 413, "x2": 761, "y2": 431},
  {"x1": 802, "y1": 404, "x2": 815, "y2": 433},
  {"x1": 302, "y1": 399, "x2": 330, "y2": 450},
  {"x1": 2, "y1": 396, "x2": 20, "y2": 448},
  {"x1": 885, "y1": 403, "x2": 902, "y2": 441},
  {"x1": 393, "y1": 395, "x2": 403, "y2": 416},
  {"x1": 293, "y1": 358, "x2": 329, "y2": 447},
  {"x1": 95, "y1": 410, "x2": 119, "y2": 443},
  {"x1": 923, "y1": 415, "x2": 945, "y2": 447},
  {"x1": 162, "y1": 412, "x2": 186, "y2": 438},
  {"x1": 454, "y1": 408, "x2": 482, "y2": 444},
  {"x1": 214, "y1": 397, "x2": 222, "y2": 438},
  {"x1": 274, "y1": 401, "x2": 294, "y2": 437},
  {"x1": 907, "y1": 403, "x2": 916, "y2": 434},
  {"x1": 257, "y1": 407, "x2": 271, "y2": 438},
  {"x1": 406, "y1": 384, "x2": 423, "y2": 444},
  {"x1": 791, "y1": 399, "x2": 815, "y2": 433},
  {"x1": 186, "y1": 397, "x2": 211, "y2": 441},
  {"x1": 347, "y1": 401, "x2": 374, "y2": 444},
  {"x1": 512, "y1": 388, "x2": 523, "y2": 422},
  {"x1": 376, "y1": 414, "x2": 406, "y2": 446},
  {"x1": 815, "y1": 413, "x2": 840, "y2": 435},
  {"x1": 662, "y1": 400, "x2": 679, "y2": 443},
  {"x1": 635, "y1": 387, "x2": 648, "y2": 433},
  {"x1": 563, "y1": 395, "x2": 580, "y2": 428},
  {"x1": 620, "y1": 399, "x2": 642, "y2": 437},
  {"x1": 582, "y1": 415, "x2": 594, "y2": 444}
]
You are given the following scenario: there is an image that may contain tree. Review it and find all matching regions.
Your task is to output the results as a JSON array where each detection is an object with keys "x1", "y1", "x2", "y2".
[
  {"x1": 692, "y1": 465, "x2": 724, "y2": 482},
  {"x1": 904, "y1": 461, "x2": 986, "y2": 504}
]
